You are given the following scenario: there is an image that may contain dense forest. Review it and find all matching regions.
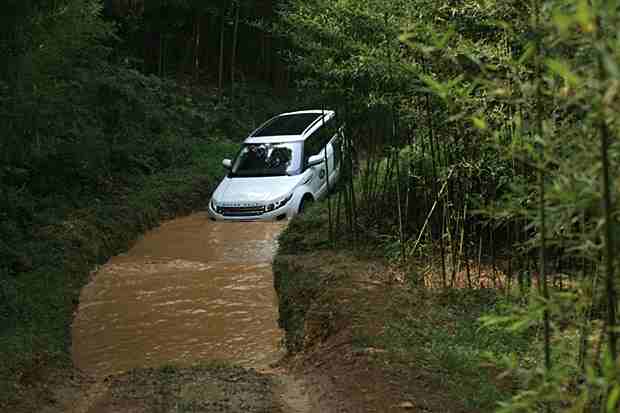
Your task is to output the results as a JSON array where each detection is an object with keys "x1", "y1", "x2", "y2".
[
  {"x1": 0, "y1": 0, "x2": 291, "y2": 280},
  {"x1": 2, "y1": 0, "x2": 620, "y2": 411},
  {"x1": 278, "y1": 1, "x2": 620, "y2": 410},
  {"x1": 0, "y1": 0, "x2": 293, "y2": 405}
]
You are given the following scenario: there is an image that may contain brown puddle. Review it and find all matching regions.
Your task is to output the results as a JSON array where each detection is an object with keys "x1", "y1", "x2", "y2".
[{"x1": 72, "y1": 213, "x2": 286, "y2": 378}]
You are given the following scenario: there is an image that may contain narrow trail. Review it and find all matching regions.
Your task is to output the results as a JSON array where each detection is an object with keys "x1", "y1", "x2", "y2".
[{"x1": 69, "y1": 213, "x2": 311, "y2": 413}]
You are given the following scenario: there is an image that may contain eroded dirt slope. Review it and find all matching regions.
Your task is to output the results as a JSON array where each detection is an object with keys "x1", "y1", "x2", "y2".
[{"x1": 275, "y1": 251, "x2": 474, "y2": 413}]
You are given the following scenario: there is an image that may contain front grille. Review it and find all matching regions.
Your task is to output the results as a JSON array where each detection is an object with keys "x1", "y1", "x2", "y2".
[{"x1": 218, "y1": 206, "x2": 265, "y2": 217}]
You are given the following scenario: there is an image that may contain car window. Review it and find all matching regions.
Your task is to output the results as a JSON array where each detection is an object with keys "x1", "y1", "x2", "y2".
[
  {"x1": 304, "y1": 118, "x2": 337, "y2": 164},
  {"x1": 304, "y1": 134, "x2": 322, "y2": 159},
  {"x1": 231, "y1": 142, "x2": 303, "y2": 177}
]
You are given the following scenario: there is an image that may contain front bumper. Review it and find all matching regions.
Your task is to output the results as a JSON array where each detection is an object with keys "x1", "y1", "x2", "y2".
[{"x1": 207, "y1": 203, "x2": 292, "y2": 221}]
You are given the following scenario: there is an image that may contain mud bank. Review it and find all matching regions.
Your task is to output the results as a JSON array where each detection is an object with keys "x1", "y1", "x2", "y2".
[{"x1": 273, "y1": 203, "x2": 520, "y2": 412}]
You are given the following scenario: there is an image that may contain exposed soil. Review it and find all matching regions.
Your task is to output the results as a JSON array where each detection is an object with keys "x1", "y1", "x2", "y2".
[
  {"x1": 88, "y1": 365, "x2": 281, "y2": 413},
  {"x1": 9, "y1": 363, "x2": 310, "y2": 413},
  {"x1": 275, "y1": 251, "x2": 473, "y2": 413}
]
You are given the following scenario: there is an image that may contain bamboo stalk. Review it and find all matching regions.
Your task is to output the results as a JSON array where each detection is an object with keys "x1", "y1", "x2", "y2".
[
  {"x1": 218, "y1": 5, "x2": 226, "y2": 95},
  {"x1": 409, "y1": 168, "x2": 453, "y2": 256},
  {"x1": 322, "y1": 107, "x2": 333, "y2": 243},
  {"x1": 596, "y1": 3, "x2": 618, "y2": 367},
  {"x1": 394, "y1": 109, "x2": 405, "y2": 263},
  {"x1": 230, "y1": 0, "x2": 240, "y2": 93}
]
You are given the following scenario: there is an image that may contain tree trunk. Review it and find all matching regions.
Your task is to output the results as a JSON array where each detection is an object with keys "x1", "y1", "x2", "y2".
[
  {"x1": 158, "y1": 33, "x2": 163, "y2": 77},
  {"x1": 218, "y1": 6, "x2": 227, "y2": 94},
  {"x1": 230, "y1": 1, "x2": 240, "y2": 93},
  {"x1": 194, "y1": 17, "x2": 201, "y2": 77}
]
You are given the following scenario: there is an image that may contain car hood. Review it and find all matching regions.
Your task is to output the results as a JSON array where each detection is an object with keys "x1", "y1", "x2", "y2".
[{"x1": 213, "y1": 175, "x2": 302, "y2": 205}]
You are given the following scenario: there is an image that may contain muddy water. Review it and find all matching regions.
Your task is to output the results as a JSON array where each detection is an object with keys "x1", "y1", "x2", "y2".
[{"x1": 72, "y1": 213, "x2": 286, "y2": 378}]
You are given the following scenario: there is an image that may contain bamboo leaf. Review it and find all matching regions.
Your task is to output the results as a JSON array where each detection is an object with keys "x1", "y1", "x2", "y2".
[
  {"x1": 603, "y1": 54, "x2": 620, "y2": 79},
  {"x1": 607, "y1": 385, "x2": 620, "y2": 413},
  {"x1": 576, "y1": 0, "x2": 595, "y2": 33},
  {"x1": 552, "y1": 11, "x2": 573, "y2": 35},
  {"x1": 546, "y1": 59, "x2": 580, "y2": 86},
  {"x1": 420, "y1": 74, "x2": 448, "y2": 100},
  {"x1": 518, "y1": 43, "x2": 536, "y2": 64},
  {"x1": 472, "y1": 116, "x2": 487, "y2": 130}
]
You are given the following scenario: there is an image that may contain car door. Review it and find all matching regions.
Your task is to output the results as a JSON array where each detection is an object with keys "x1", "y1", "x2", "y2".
[
  {"x1": 326, "y1": 128, "x2": 342, "y2": 186},
  {"x1": 319, "y1": 120, "x2": 341, "y2": 193},
  {"x1": 304, "y1": 128, "x2": 332, "y2": 198}
]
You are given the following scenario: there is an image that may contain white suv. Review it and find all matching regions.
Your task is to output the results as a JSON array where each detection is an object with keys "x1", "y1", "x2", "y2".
[{"x1": 208, "y1": 110, "x2": 342, "y2": 221}]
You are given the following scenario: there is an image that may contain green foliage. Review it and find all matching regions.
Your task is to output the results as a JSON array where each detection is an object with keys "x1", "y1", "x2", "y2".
[
  {"x1": 410, "y1": 1, "x2": 620, "y2": 411},
  {"x1": 278, "y1": 0, "x2": 620, "y2": 410},
  {"x1": 379, "y1": 289, "x2": 532, "y2": 410}
]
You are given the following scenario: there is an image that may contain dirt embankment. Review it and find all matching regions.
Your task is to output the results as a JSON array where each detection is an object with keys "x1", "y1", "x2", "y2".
[
  {"x1": 274, "y1": 251, "x2": 469, "y2": 413},
  {"x1": 272, "y1": 207, "x2": 514, "y2": 412}
]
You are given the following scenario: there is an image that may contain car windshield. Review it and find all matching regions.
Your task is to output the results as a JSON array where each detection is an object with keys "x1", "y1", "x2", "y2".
[{"x1": 230, "y1": 142, "x2": 302, "y2": 177}]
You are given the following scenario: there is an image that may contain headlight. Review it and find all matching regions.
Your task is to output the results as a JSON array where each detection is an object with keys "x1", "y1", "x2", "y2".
[
  {"x1": 210, "y1": 199, "x2": 218, "y2": 212},
  {"x1": 265, "y1": 193, "x2": 293, "y2": 212},
  {"x1": 275, "y1": 193, "x2": 293, "y2": 209}
]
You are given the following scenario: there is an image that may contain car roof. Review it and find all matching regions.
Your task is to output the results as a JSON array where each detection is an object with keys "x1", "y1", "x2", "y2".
[{"x1": 245, "y1": 110, "x2": 335, "y2": 144}]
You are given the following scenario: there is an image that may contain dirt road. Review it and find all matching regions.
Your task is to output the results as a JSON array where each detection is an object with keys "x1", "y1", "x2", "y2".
[{"x1": 68, "y1": 213, "x2": 310, "y2": 413}]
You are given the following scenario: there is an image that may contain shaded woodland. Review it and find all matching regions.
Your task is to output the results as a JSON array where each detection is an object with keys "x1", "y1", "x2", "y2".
[
  {"x1": 0, "y1": 0, "x2": 289, "y2": 276},
  {"x1": 0, "y1": 1, "x2": 292, "y2": 403},
  {"x1": 274, "y1": 1, "x2": 620, "y2": 410},
  {"x1": 105, "y1": 0, "x2": 289, "y2": 88}
]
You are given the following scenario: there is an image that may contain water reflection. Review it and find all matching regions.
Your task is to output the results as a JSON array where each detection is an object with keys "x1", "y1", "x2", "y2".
[{"x1": 72, "y1": 213, "x2": 286, "y2": 378}]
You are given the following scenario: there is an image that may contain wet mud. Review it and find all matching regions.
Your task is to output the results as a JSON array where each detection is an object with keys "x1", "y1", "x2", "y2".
[{"x1": 72, "y1": 213, "x2": 286, "y2": 378}]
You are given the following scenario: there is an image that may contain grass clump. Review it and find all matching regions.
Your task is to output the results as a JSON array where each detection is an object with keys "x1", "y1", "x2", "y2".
[{"x1": 373, "y1": 288, "x2": 531, "y2": 410}]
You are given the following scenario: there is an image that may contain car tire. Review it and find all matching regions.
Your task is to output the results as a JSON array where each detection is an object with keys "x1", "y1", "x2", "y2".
[{"x1": 298, "y1": 196, "x2": 313, "y2": 214}]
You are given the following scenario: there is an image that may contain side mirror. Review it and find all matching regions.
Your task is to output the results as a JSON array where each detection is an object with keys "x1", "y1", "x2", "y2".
[
  {"x1": 307, "y1": 154, "x2": 324, "y2": 167},
  {"x1": 222, "y1": 159, "x2": 232, "y2": 169}
]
